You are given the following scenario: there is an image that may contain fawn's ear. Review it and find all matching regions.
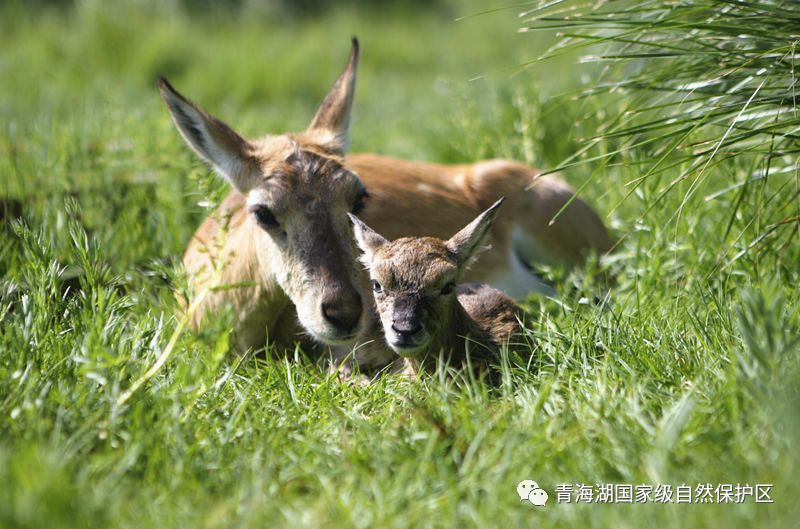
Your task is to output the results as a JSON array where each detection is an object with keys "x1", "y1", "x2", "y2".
[
  {"x1": 446, "y1": 198, "x2": 505, "y2": 268},
  {"x1": 307, "y1": 37, "x2": 359, "y2": 154},
  {"x1": 158, "y1": 77, "x2": 258, "y2": 193},
  {"x1": 348, "y1": 213, "x2": 387, "y2": 267}
]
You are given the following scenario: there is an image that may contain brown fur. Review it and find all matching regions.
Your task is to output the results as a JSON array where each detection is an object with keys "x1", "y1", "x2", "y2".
[{"x1": 350, "y1": 201, "x2": 526, "y2": 378}]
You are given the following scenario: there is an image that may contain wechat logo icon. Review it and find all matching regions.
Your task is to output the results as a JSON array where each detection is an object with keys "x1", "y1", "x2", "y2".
[{"x1": 517, "y1": 480, "x2": 549, "y2": 507}]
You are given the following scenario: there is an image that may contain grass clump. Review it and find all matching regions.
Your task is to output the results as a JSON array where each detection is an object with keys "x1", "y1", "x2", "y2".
[{"x1": 519, "y1": 0, "x2": 800, "y2": 246}]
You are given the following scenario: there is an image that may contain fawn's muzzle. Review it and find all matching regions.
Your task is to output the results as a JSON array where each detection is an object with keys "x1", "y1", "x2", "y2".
[
  {"x1": 388, "y1": 295, "x2": 426, "y2": 351},
  {"x1": 391, "y1": 320, "x2": 422, "y2": 338}
]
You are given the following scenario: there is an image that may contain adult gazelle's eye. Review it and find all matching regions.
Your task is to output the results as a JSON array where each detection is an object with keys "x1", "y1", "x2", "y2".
[
  {"x1": 351, "y1": 189, "x2": 369, "y2": 215},
  {"x1": 250, "y1": 205, "x2": 279, "y2": 229},
  {"x1": 440, "y1": 282, "x2": 456, "y2": 296},
  {"x1": 371, "y1": 280, "x2": 383, "y2": 294}
]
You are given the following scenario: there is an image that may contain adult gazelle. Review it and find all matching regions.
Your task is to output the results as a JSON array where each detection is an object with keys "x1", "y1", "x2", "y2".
[{"x1": 160, "y1": 38, "x2": 613, "y2": 367}]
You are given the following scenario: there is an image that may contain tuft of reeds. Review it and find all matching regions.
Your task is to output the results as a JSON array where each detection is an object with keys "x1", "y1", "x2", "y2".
[{"x1": 519, "y1": 0, "x2": 800, "y2": 244}]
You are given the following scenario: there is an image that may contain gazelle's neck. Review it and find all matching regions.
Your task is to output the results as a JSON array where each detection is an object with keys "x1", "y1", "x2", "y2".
[{"x1": 418, "y1": 299, "x2": 484, "y2": 367}]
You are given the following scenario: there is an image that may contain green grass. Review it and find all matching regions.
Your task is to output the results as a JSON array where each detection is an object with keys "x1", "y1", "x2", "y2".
[{"x1": 1, "y1": 1, "x2": 799, "y2": 527}]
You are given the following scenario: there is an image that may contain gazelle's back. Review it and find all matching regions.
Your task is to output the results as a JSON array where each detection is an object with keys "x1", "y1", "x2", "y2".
[{"x1": 456, "y1": 283, "x2": 523, "y2": 349}]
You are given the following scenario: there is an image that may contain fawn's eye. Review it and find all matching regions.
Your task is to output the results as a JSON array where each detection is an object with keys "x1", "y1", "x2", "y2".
[
  {"x1": 371, "y1": 280, "x2": 383, "y2": 294},
  {"x1": 250, "y1": 205, "x2": 279, "y2": 229},
  {"x1": 351, "y1": 189, "x2": 369, "y2": 214},
  {"x1": 440, "y1": 282, "x2": 456, "y2": 296}
]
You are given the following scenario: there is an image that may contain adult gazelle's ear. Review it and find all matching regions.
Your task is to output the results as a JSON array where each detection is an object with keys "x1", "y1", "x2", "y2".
[
  {"x1": 446, "y1": 198, "x2": 505, "y2": 268},
  {"x1": 307, "y1": 37, "x2": 359, "y2": 154},
  {"x1": 158, "y1": 77, "x2": 258, "y2": 193},
  {"x1": 348, "y1": 213, "x2": 387, "y2": 268}
]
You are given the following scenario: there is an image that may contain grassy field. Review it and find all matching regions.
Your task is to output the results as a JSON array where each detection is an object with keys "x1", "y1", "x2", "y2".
[{"x1": 1, "y1": 1, "x2": 799, "y2": 527}]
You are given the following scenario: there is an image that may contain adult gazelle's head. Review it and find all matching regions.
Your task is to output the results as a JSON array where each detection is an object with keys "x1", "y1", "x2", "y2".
[{"x1": 160, "y1": 39, "x2": 369, "y2": 344}]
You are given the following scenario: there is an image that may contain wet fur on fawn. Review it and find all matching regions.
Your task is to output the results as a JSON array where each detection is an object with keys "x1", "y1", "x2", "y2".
[{"x1": 350, "y1": 199, "x2": 526, "y2": 377}]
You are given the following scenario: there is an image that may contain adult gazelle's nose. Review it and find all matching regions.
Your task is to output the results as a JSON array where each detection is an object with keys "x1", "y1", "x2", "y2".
[{"x1": 321, "y1": 287, "x2": 362, "y2": 336}]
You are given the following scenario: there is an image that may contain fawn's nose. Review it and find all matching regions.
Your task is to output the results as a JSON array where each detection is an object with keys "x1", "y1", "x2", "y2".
[
  {"x1": 391, "y1": 319, "x2": 422, "y2": 338},
  {"x1": 321, "y1": 291, "x2": 362, "y2": 335}
]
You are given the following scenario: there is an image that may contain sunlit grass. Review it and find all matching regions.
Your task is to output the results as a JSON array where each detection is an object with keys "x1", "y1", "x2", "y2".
[{"x1": 1, "y1": 1, "x2": 799, "y2": 528}]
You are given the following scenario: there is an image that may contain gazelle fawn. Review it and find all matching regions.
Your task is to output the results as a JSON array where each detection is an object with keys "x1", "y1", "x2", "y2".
[
  {"x1": 349, "y1": 198, "x2": 525, "y2": 376},
  {"x1": 160, "y1": 38, "x2": 612, "y2": 371}
]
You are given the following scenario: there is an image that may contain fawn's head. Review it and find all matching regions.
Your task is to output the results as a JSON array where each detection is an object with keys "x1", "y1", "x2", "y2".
[
  {"x1": 350, "y1": 199, "x2": 504, "y2": 356},
  {"x1": 160, "y1": 39, "x2": 368, "y2": 344}
]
